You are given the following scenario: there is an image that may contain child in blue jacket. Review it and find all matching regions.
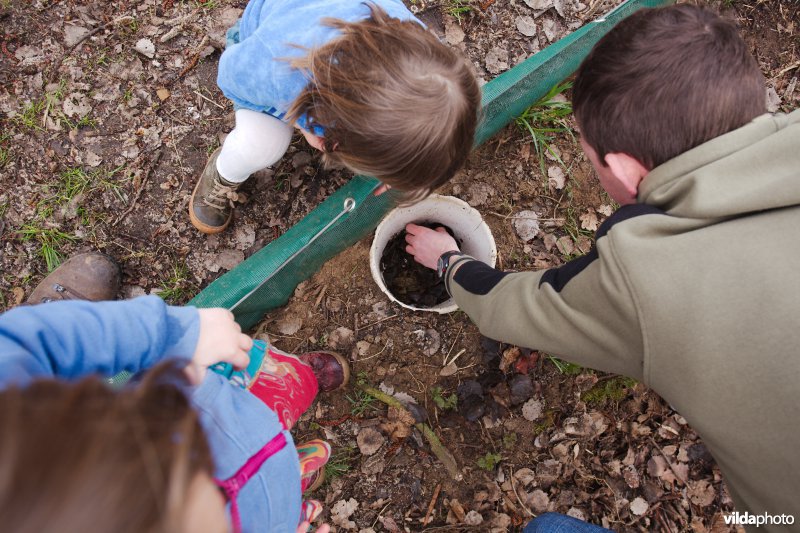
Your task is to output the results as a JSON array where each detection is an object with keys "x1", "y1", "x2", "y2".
[
  {"x1": 0, "y1": 296, "x2": 345, "y2": 532},
  {"x1": 189, "y1": 0, "x2": 481, "y2": 234}
]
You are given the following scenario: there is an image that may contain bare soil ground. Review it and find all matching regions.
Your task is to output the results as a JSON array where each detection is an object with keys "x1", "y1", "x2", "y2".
[{"x1": 0, "y1": 0, "x2": 797, "y2": 532}]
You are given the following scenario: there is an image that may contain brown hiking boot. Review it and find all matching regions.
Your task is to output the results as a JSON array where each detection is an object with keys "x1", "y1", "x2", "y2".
[
  {"x1": 298, "y1": 351, "x2": 350, "y2": 392},
  {"x1": 189, "y1": 147, "x2": 243, "y2": 234},
  {"x1": 27, "y1": 252, "x2": 121, "y2": 304}
]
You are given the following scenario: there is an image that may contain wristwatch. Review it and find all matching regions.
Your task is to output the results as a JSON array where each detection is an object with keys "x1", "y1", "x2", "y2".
[{"x1": 436, "y1": 250, "x2": 465, "y2": 280}]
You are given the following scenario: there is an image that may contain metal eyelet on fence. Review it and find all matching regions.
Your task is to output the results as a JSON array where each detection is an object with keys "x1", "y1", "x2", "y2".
[{"x1": 228, "y1": 197, "x2": 357, "y2": 311}]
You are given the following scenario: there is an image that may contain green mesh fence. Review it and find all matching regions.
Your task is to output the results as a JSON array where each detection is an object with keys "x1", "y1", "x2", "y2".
[{"x1": 190, "y1": 0, "x2": 673, "y2": 331}]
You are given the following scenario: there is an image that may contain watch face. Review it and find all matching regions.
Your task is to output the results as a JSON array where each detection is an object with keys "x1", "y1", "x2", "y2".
[{"x1": 436, "y1": 255, "x2": 446, "y2": 279}]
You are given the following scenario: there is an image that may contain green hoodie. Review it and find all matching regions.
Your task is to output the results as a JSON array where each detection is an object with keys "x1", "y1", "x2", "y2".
[{"x1": 448, "y1": 110, "x2": 800, "y2": 529}]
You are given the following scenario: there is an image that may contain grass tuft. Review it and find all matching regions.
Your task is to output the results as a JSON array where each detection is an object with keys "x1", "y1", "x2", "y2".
[
  {"x1": 18, "y1": 224, "x2": 78, "y2": 271},
  {"x1": 446, "y1": 0, "x2": 472, "y2": 22},
  {"x1": 346, "y1": 389, "x2": 378, "y2": 417},
  {"x1": 582, "y1": 376, "x2": 638, "y2": 406},
  {"x1": 431, "y1": 386, "x2": 458, "y2": 410},
  {"x1": 157, "y1": 264, "x2": 192, "y2": 303},
  {"x1": 515, "y1": 81, "x2": 576, "y2": 173},
  {"x1": 548, "y1": 355, "x2": 583, "y2": 375},
  {"x1": 323, "y1": 446, "x2": 357, "y2": 483},
  {"x1": 476, "y1": 451, "x2": 502, "y2": 471}
]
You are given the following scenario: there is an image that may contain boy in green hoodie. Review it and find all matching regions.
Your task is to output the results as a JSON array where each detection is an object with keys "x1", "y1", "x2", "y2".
[{"x1": 407, "y1": 4, "x2": 800, "y2": 531}]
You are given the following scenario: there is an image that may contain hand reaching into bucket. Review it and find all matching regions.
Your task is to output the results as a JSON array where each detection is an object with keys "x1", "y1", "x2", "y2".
[{"x1": 405, "y1": 223, "x2": 460, "y2": 270}]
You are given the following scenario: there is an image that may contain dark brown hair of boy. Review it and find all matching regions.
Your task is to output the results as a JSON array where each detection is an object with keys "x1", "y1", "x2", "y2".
[
  {"x1": 286, "y1": 3, "x2": 481, "y2": 202},
  {"x1": 572, "y1": 4, "x2": 766, "y2": 170},
  {"x1": 0, "y1": 363, "x2": 213, "y2": 533}
]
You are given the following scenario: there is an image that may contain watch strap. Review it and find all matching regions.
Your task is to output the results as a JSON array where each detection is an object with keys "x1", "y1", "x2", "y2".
[{"x1": 437, "y1": 250, "x2": 465, "y2": 280}]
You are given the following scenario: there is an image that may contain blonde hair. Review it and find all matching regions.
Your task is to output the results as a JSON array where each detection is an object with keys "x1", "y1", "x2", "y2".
[{"x1": 286, "y1": 3, "x2": 480, "y2": 201}]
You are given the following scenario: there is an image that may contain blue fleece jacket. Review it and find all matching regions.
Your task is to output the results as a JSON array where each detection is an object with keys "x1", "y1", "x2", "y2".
[
  {"x1": 217, "y1": 0, "x2": 419, "y2": 124},
  {"x1": 0, "y1": 296, "x2": 301, "y2": 533}
]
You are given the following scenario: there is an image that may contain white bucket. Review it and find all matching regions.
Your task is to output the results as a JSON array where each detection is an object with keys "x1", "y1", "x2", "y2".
[{"x1": 370, "y1": 194, "x2": 497, "y2": 314}]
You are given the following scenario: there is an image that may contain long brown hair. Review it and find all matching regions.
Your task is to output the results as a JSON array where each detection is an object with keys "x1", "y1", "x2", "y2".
[
  {"x1": 572, "y1": 4, "x2": 765, "y2": 170},
  {"x1": 0, "y1": 364, "x2": 213, "y2": 533},
  {"x1": 286, "y1": 3, "x2": 481, "y2": 201}
]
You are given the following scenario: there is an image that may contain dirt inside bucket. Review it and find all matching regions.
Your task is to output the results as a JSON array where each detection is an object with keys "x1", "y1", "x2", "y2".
[{"x1": 380, "y1": 223, "x2": 460, "y2": 308}]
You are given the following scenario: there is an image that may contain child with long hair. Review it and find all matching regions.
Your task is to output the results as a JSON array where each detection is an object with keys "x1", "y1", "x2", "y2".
[
  {"x1": 0, "y1": 296, "x2": 347, "y2": 532},
  {"x1": 189, "y1": 0, "x2": 480, "y2": 234}
]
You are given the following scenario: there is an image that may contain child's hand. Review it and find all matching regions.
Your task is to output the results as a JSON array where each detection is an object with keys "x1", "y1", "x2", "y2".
[
  {"x1": 404, "y1": 223, "x2": 460, "y2": 270},
  {"x1": 184, "y1": 308, "x2": 253, "y2": 385}
]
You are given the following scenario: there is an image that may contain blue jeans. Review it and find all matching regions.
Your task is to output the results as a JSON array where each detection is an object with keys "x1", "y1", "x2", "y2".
[{"x1": 524, "y1": 513, "x2": 614, "y2": 533}]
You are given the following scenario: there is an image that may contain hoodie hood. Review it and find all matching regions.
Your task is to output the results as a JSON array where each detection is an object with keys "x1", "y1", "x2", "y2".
[{"x1": 638, "y1": 110, "x2": 800, "y2": 219}]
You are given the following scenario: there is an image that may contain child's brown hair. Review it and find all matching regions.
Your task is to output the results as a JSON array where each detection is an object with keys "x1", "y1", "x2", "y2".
[
  {"x1": 286, "y1": 3, "x2": 481, "y2": 201},
  {"x1": 0, "y1": 364, "x2": 213, "y2": 533},
  {"x1": 572, "y1": 4, "x2": 765, "y2": 170}
]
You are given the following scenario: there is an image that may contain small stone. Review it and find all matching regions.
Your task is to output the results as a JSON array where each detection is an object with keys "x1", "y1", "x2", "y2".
[
  {"x1": 515, "y1": 16, "x2": 537, "y2": 37},
  {"x1": 134, "y1": 38, "x2": 156, "y2": 58},
  {"x1": 509, "y1": 374, "x2": 534, "y2": 405}
]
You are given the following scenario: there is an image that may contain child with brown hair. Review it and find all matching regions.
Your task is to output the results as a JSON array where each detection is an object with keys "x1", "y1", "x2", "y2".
[
  {"x1": 189, "y1": 0, "x2": 480, "y2": 234},
  {"x1": 0, "y1": 294, "x2": 348, "y2": 532}
]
